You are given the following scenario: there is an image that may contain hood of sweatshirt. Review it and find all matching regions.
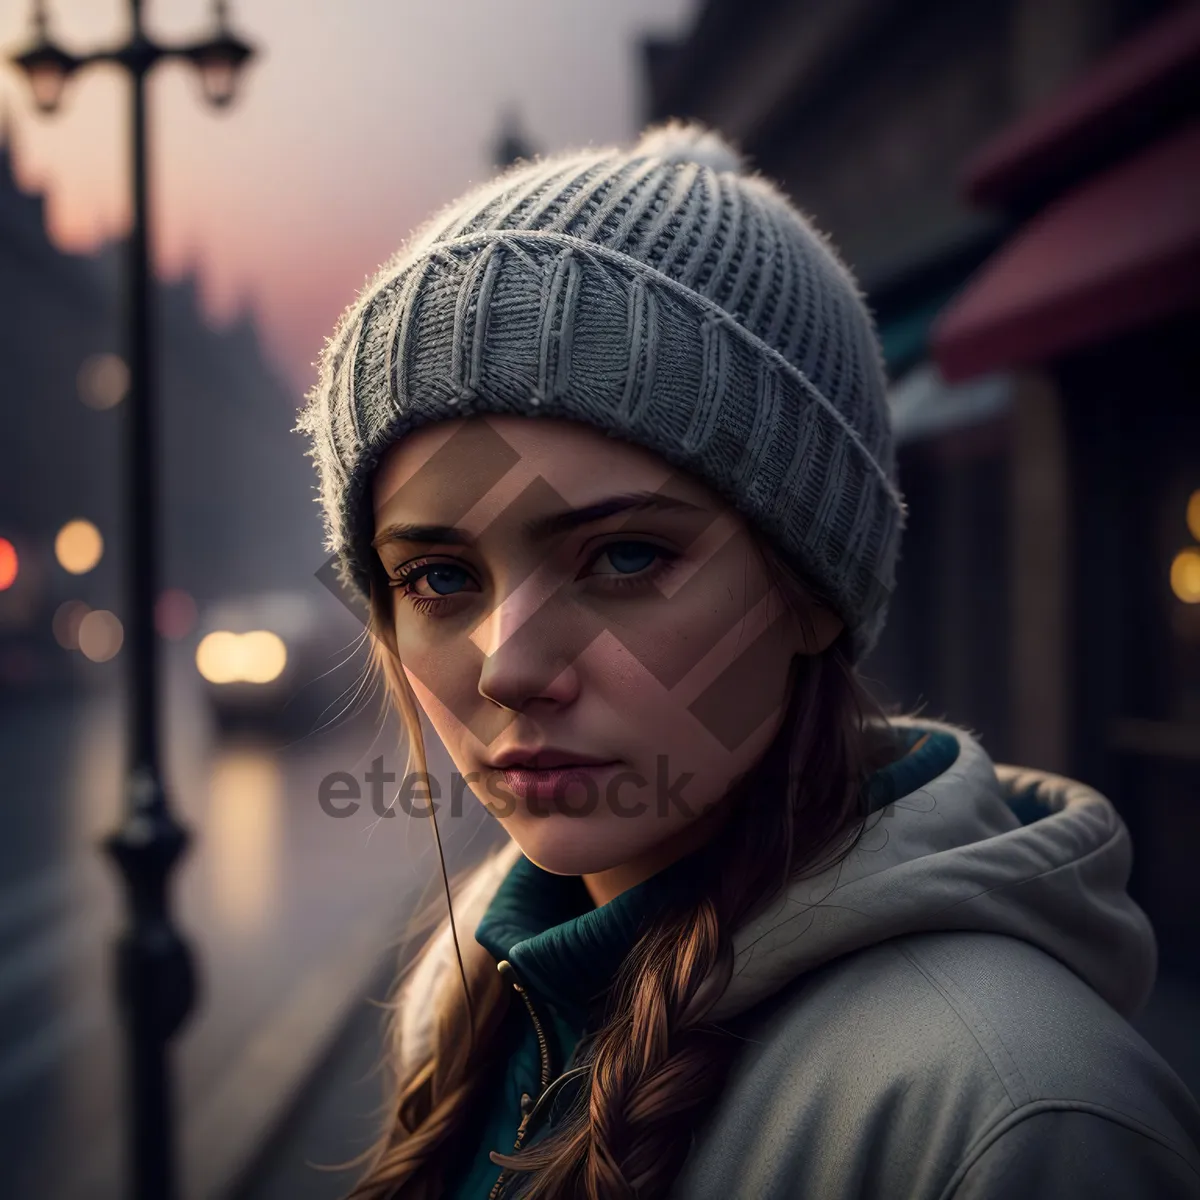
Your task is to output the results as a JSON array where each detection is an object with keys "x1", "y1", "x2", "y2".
[
  {"x1": 398, "y1": 717, "x2": 1158, "y2": 1074},
  {"x1": 711, "y1": 714, "x2": 1157, "y2": 1022}
]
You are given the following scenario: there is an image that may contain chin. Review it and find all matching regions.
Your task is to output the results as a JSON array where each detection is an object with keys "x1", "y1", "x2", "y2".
[{"x1": 507, "y1": 814, "x2": 647, "y2": 878}]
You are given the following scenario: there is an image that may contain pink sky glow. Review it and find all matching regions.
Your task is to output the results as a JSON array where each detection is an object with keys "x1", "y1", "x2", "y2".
[{"x1": 1, "y1": 0, "x2": 695, "y2": 394}]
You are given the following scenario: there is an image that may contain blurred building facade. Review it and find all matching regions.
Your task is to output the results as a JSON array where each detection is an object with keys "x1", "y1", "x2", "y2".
[
  {"x1": 644, "y1": 0, "x2": 1198, "y2": 973},
  {"x1": 0, "y1": 120, "x2": 321, "y2": 695},
  {"x1": 929, "y1": 4, "x2": 1200, "y2": 974}
]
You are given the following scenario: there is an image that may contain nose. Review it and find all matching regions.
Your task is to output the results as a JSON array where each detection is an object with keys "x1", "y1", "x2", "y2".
[{"x1": 474, "y1": 573, "x2": 583, "y2": 713}]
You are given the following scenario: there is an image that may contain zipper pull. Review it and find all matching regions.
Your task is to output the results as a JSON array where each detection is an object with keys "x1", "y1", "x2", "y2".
[{"x1": 519, "y1": 1091, "x2": 533, "y2": 1117}]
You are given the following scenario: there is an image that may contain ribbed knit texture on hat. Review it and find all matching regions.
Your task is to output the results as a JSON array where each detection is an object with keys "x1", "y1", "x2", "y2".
[{"x1": 296, "y1": 119, "x2": 906, "y2": 662}]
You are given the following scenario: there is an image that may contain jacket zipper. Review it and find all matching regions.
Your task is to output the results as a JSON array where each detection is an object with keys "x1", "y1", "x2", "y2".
[{"x1": 488, "y1": 959, "x2": 558, "y2": 1200}]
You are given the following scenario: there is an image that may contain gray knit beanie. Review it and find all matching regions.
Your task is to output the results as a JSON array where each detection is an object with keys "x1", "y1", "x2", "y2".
[{"x1": 296, "y1": 119, "x2": 905, "y2": 663}]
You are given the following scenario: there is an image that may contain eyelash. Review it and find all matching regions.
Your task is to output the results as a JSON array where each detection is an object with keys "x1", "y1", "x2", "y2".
[
  {"x1": 388, "y1": 542, "x2": 678, "y2": 616},
  {"x1": 387, "y1": 558, "x2": 459, "y2": 615},
  {"x1": 595, "y1": 543, "x2": 678, "y2": 593}
]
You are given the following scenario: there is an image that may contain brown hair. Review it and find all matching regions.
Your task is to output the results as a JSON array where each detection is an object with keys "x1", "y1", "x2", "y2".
[{"x1": 340, "y1": 532, "x2": 907, "y2": 1199}]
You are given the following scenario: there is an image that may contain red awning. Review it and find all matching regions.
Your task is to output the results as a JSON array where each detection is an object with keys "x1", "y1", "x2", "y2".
[
  {"x1": 963, "y1": 3, "x2": 1200, "y2": 207},
  {"x1": 931, "y1": 118, "x2": 1200, "y2": 383}
]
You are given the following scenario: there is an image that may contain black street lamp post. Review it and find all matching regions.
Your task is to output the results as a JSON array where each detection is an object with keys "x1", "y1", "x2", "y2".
[{"x1": 9, "y1": 3, "x2": 256, "y2": 1198}]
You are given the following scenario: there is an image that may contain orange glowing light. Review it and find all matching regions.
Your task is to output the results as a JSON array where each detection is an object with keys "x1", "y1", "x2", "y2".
[
  {"x1": 55, "y1": 519, "x2": 103, "y2": 574},
  {"x1": 0, "y1": 538, "x2": 17, "y2": 591},
  {"x1": 1170, "y1": 548, "x2": 1200, "y2": 605}
]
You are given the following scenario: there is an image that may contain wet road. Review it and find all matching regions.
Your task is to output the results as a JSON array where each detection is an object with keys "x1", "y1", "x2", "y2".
[{"x1": 0, "y1": 643, "x2": 500, "y2": 1200}]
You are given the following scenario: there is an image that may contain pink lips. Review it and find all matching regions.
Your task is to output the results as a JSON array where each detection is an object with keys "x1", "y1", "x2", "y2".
[
  {"x1": 499, "y1": 762, "x2": 619, "y2": 803},
  {"x1": 486, "y1": 747, "x2": 619, "y2": 804}
]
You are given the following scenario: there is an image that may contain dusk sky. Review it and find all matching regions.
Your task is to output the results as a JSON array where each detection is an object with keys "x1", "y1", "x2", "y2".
[{"x1": 1, "y1": 0, "x2": 696, "y2": 393}]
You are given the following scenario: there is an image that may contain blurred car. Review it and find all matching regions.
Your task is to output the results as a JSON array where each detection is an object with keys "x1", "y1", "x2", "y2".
[{"x1": 195, "y1": 589, "x2": 367, "y2": 738}]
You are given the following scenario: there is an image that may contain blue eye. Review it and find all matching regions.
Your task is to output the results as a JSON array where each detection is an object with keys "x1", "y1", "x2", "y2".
[
  {"x1": 595, "y1": 542, "x2": 661, "y2": 574},
  {"x1": 389, "y1": 559, "x2": 474, "y2": 602},
  {"x1": 421, "y1": 565, "x2": 470, "y2": 595}
]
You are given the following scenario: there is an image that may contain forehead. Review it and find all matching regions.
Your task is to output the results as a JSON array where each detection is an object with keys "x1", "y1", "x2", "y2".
[{"x1": 371, "y1": 414, "x2": 712, "y2": 532}]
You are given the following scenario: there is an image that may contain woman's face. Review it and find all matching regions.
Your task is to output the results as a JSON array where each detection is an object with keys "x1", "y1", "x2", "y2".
[{"x1": 371, "y1": 415, "x2": 841, "y2": 901}]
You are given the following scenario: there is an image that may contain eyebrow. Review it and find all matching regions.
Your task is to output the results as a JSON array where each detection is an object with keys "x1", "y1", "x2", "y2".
[{"x1": 371, "y1": 492, "x2": 704, "y2": 550}]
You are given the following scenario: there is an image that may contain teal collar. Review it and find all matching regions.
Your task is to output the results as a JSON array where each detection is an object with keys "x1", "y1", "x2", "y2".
[
  {"x1": 475, "y1": 724, "x2": 959, "y2": 1024},
  {"x1": 474, "y1": 835, "x2": 704, "y2": 1025}
]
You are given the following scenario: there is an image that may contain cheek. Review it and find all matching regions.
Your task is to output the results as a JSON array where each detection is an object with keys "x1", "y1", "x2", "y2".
[
  {"x1": 399, "y1": 640, "x2": 489, "y2": 764},
  {"x1": 392, "y1": 606, "x2": 480, "y2": 696},
  {"x1": 583, "y1": 610, "x2": 793, "y2": 801},
  {"x1": 596, "y1": 580, "x2": 794, "y2": 735}
]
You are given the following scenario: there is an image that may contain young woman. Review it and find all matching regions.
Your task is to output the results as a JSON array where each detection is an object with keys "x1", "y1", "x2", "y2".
[{"x1": 295, "y1": 121, "x2": 1200, "y2": 1199}]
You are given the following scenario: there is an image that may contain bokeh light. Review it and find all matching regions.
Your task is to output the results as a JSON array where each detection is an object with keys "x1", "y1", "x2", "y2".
[
  {"x1": 78, "y1": 609, "x2": 124, "y2": 662},
  {"x1": 1169, "y1": 548, "x2": 1200, "y2": 604},
  {"x1": 1187, "y1": 490, "x2": 1200, "y2": 542},
  {"x1": 55, "y1": 519, "x2": 104, "y2": 575},
  {"x1": 0, "y1": 538, "x2": 17, "y2": 591},
  {"x1": 77, "y1": 353, "x2": 129, "y2": 410},
  {"x1": 196, "y1": 629, "x2": 287, "y2": 684},
  {"x1": 240, "y1": 631, "x2": 287, "y2": 683},
  {"x1": 196, "y1": 631, "x2": 242, "y2": 684},
  {"x1": 52, "y1": 599, "x2": 91, "y2": 650},
  {"x1": 156, "y1": 588, "x2": 198, "y2": 640}
]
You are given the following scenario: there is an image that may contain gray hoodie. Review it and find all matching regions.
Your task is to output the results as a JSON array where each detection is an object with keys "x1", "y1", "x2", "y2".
[{"x1": 400, "y1": 718, "x2": 1200, "y2": 1197}]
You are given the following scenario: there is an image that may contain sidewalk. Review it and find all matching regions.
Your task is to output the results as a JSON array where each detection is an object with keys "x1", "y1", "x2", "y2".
[{"x1": 228, "y1": 953, "x2": 398, "y2": 1200}]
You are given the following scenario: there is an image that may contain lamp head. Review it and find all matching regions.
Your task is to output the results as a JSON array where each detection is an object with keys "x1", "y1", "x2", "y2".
[
  {"x1": 12, "y1": 34, "x2": 78, "y2": 114},
  {"x1": 187, "y1": 2, "x2": 255, "y2": 110}
]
